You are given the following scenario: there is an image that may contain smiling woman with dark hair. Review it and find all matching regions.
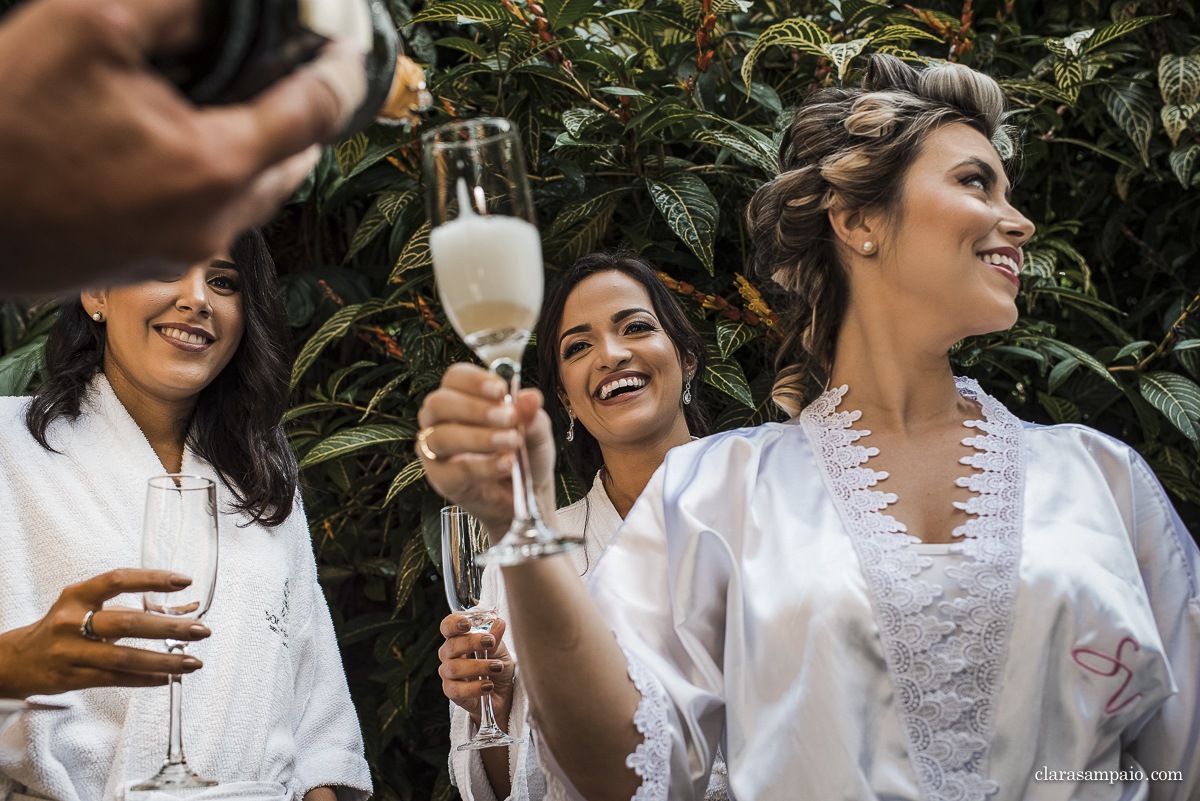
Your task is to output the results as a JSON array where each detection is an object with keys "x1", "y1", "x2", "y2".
[
  {"x1": 0, "y1": 230, "x2": 370, "y2": 801},
  {"x1": 424, "y1": 251, "x2": 728, "y2": 801}
]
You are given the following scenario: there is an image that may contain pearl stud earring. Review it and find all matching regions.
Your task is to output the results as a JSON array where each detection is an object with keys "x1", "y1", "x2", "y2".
[
  {"x1": 862, "y1": 241, "x2": 874, "y2": 253},
  {"x1": 92, "y1": 312, "x2": 103, "y2": 322}
]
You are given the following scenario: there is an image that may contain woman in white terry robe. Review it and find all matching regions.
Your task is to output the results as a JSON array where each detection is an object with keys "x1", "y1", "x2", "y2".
[
  {"x1": 415, "y1": 55, "x2": 1200, "y2": 801},
  {"x1": 432, "y1": 252, "x2": 727, "y2": 801},
  {"x1": 0, "y1": 230, "x2": 371, "y2": 801}
]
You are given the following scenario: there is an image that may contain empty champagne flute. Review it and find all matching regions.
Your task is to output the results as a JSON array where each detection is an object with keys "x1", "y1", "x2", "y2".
[
  {"x1": 132, "y1": 475, "x2": 220, "y2": 790},
  {"x1": 422, "y1": 117, "x2": 583, "y2": 566},
  {"x1": 441, "y1": 506, "x2": 522, "y2": 750}
]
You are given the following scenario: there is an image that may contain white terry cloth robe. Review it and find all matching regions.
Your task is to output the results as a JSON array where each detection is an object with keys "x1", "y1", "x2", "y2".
[
  {"x1": 535, "y1": 378, "x2": 1200, "y2": 801},
  {"x1": 449, "y1": 473, "x2": 729, "y2": 801},
  {"x1": 0, "y1": 376, "x2": 372, "y2": 801}
]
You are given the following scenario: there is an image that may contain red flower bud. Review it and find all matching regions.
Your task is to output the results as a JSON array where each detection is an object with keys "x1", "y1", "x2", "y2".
[{"x1": 697, "y1": 51, "x2": 713, "y2": 72}]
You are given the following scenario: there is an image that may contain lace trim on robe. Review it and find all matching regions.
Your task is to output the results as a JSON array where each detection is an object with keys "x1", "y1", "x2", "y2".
[
  {"x1": 798, "y1": 377, "x2": 1024, "y2": 801},
  {"x1": 626, "y1": 651, "x2": 672, "y2": 801},
  {"x1": 536, "y1": 648, "x2": 672, "y2": 801}
]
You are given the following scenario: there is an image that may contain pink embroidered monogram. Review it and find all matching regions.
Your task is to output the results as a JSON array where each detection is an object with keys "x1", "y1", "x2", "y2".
[{"x1": 1072, "y1": 636, "x2": 1146, "y2": 715}]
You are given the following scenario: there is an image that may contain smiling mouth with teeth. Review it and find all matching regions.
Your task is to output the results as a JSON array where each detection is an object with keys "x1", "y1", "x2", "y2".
[
  {"x1": 158, "y1": 327, "x2": 212, "y2": 346},
  {"x1": 980, "y1": 252, "x2": 1020, "y2": 276},
  {"x1": 598, "y1": 376, "x2": 647, "y2": 400}
]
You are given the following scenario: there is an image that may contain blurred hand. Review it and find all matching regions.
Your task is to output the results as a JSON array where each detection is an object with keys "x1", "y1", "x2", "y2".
[
  {"x1": 0, "y1": 0, "x2": 364, "y2": 293},
  {"x1": 417, "y1": 363, "x2": 557, "y2": 537},
  {"x1": 0, "y1": 569, "x2": 212, "y2": 699},
  {"x1": 438, "y1": 613, "x2": 516, "y2": 726}
]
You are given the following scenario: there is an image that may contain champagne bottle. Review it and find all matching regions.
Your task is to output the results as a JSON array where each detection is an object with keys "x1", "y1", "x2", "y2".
[{"x1": 154, "y1": 0, "x2": 415, "y2": 134}]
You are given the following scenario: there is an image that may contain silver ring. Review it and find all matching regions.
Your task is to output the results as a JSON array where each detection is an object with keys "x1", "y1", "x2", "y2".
[{"x1": 80, "y1": 609, "x2": 101, "y2": 641}]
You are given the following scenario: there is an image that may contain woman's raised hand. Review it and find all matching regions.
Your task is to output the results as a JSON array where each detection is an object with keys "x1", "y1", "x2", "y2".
[
  {"x1": 438, "y1": 613, "x2": 516, "y2": 725},
  {"x1": 0, "y1": 569, "x2": 212, "y2": 699},
  {"x1": 417, "y1": 363, "x2": 557, "y2": 536}
]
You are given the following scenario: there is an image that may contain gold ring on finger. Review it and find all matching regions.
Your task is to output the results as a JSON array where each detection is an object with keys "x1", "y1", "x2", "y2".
[
  {"x1": 417, "y1": 426, "x2": 438, "y2": 461},
  {"x1": 80, "y1": 609, "x2": 102, "y2": 641}
]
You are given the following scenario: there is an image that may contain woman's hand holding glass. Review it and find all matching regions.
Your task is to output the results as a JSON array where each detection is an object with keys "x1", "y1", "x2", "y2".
[
  {"x1": 0, "y1": 569, "x2": 210, "y2": 699},
  {"x1": 438, "y1": 613, "x2": 516, "y2": 724},
  {"x1": 417, "y1": 363, "x2": 558, "y2": 539}
]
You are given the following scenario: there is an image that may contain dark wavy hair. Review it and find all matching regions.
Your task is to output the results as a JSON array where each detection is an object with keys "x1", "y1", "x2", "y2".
[
  {"x1": 535, "y1": 250, "x2": 709, "y2": 489},
  {"x1": 26, "y1": 229, "x2": 299, "y2": 526}
]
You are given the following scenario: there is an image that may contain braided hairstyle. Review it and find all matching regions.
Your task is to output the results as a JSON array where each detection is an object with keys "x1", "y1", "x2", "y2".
[{"x1": 745, "y1": 54, "x2": 1012, "y2": 415}]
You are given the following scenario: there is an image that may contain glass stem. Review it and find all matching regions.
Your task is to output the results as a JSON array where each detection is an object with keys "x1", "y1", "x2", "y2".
[
  {"x1": 477, "y1": 647, "x2": 503, "y2": 733},
  {"x1": 166, "y1": 643, "x2": 187, "y2": 766},
  {"x1": 492, "y1": 360, "x2": 540, "y2": 524}
]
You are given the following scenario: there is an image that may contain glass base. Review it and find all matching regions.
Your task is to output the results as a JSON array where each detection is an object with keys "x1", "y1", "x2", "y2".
[
  {"x1": 457, "y1": 724, "x2": 524, "y2": 751},
  {"x1": 129, "y1": 761, "x2": 218, "y2": 791},
  {"x1": 475, "y1": 516, "x2": 583, "y2": 566}
]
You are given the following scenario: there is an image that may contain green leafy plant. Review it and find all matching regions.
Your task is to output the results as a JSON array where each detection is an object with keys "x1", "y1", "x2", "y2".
[{"x1": 0, "y1": 0, "x2": 1196, "y2": 798}]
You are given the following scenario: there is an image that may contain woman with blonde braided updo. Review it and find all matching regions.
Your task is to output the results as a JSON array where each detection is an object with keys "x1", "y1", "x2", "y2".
[{"x1": 418, "y1": 54, "x2": 1199, "y2": 800}]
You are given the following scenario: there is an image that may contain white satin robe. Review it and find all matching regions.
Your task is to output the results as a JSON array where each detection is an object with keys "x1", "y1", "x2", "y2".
[{"x1": 540, "y1": 379, "x2": 1200, "y2": 801}]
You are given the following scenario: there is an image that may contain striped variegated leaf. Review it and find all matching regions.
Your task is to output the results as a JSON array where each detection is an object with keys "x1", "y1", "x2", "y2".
[
  {"x1": 300, "y1": 424, "x2": 418, "y2": 469},
  {"x1": 1140, "y1": 372, "x2": 1200, "y2": 444},
  {"x1": 739, "y1": 19, "x2": 829, "y2": 88},
  {"x1": 647, "y1": 173, "x2": 719, "y2": 273}
]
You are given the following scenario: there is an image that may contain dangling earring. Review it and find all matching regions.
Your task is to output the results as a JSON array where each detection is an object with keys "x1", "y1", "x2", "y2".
[
  {"x1": 683, "y1": 378, "x2": 692, "y2": 405},
  {"x1": 566, "y1": 409, "x2": 575, "y2": 442},
  {"x1": 92, "y1": 311, "x2": 104, "y2": 322}
]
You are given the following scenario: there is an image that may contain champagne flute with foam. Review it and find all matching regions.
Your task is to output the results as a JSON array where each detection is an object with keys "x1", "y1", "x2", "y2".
[{"x1": 422, "y1": 117, "x2": 583, "y2": 565}]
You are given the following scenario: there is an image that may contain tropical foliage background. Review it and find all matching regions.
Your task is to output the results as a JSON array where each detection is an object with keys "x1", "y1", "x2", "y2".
[{"x1": 1, "y1": 0, "x2": 1198, "y2": 797}]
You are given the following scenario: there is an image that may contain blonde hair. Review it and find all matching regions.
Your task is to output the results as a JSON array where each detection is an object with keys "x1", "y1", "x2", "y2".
[{"x1": 745, "y1": 54, "x2": 1012, "y2": 415}]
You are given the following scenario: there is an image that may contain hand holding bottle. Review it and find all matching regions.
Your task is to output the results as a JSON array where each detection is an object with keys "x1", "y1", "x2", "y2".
[{"x1": 0, "y1": 0, "x2": 363, "y2": 292}]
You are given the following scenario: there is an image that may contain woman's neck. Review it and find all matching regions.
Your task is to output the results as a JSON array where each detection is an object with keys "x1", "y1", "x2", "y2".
[
  {"x1": 102, "y1": 360, "x2": 196, "y2": 474},
  {"x1": 598, "y1": 413, "x2": 692, "y2": 518},
  {"x1": 827, "y1": 299, "x2": 974, "y2": 434}
]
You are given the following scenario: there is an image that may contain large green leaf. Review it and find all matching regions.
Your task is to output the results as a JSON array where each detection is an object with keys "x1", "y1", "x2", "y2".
[
  {"x1": 1103, "y1": 82, "x2": 1158, "y2": 166},
  {"x1": 547, "y1": 200, "x2": 618, "y2": 265},
  {"x1": 868, "y1": 24, "x2": 943, "y2": 47},
  {"x1": 716, "y1": 318, "x2": 756, "y2": 358},
  {"x1": 545, "y1": 187, "x2": 633, "y2": 238},
  {"x1": 562, "y1": 107, "x2": 605, "y2": 138},
  {"x1": 821, "y1": 39, "x2": 870, "y2": 81},
  {"x1": 392, "y1": 536, "x2": 429, "y2": 616},
  {"x1": 1140, "y1": 372, "x2": 1200, "y2": 444},
  {"x1": 740, "y1": 19, "x2": 829, "y2": 88},
  {"x1": 704, "y1": 347, "x2": 754, "y2": 407},
  {"x1": 0, "y1": 334, "x2": 47, "y2": 396},
  {"x1": 333, "y1": 133, "x2": 369, "y2": 177},
  {"x1": 1082, "y1": 15, "x2": 1164, "y2": 52},
  {"x1": 345, "y1": 201, "x2": 389, "y2": 264},
  {"x1": 1159, "y1": 54, "x2": 1200, "y2": 106},
  {"x1": 390, "y1": 221, "x2": 432, "y2": 283},
  {"x1": 999, "y1": 78, "x2": 1074, "y2": 105},
  {"x1": 385, "y1": 460, "x2": 427, "y2": 506},
  {"x1": 1043, "y1": 338, "x2": 1120, "y2": 387},
  {"x1": 1169, "y1": 145, "x2": 1200, "y2": 188},
  {"x1": 690, "y1": 129, "x2": 776, "y2": 174},
  {"x1": 292, "y1": 304, "x2": 361, "y2": 389},
  {"x1": 1054, "y1": 55, "x2": 1083, "y2": 104},
  {"x1": 1161, "y1": 103, "x2": 1200, "y2": 146},
  {"x1": 290, "y1": 299, "x2": 385, "y2": 389},
  {"x1": 544, "y1": 0, "x2": 597, "y2": 30},
  {"x1": 406, "y1": 0, "x2": 519, "y2": 27},
  {"x1": 1037, "y1": 391, "x2": 1082, "y2": 424},
  {"x1": 300, "y1": 424, "x2": 418, "y2": 469},
  {"x1": 647, "y1": 173, "x2": 719, "y2": 273}
]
